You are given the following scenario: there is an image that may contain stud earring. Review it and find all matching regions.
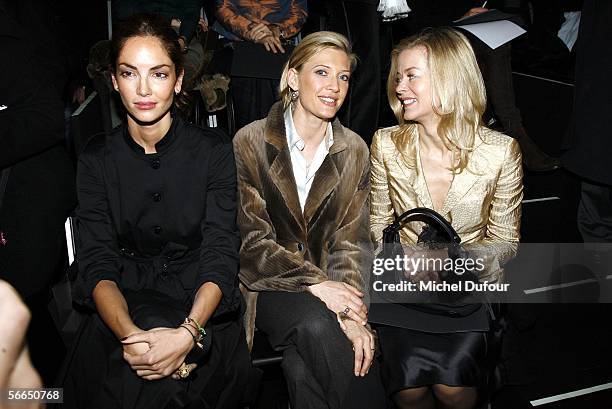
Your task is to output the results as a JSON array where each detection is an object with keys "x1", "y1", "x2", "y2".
[{"x1": 290, "y1": 89, "x2": 299, "y2": 101}]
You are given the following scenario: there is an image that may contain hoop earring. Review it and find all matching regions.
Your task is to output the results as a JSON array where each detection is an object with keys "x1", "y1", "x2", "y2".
[{"x1": 290, "y1": 89, "x2": 299, "y2": 101}]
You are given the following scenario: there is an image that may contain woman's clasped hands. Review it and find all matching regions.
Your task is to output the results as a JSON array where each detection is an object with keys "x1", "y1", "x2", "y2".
[
  {"x1": 245, "y1": 22, "x2": 286, "y2": 54},
  {"x1": 121, "y1": 326, "x2": 196, "y2": 381}
]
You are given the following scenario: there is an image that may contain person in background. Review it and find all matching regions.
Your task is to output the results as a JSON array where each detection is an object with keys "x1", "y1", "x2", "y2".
[
  {"x1": 233, "y1": 31, "x2": 386, "y2": 409},
  {"x1": 213, "y1": 0, "x2": 307, "y2": 131},
  {"x1": 61, "y1": 14, "x2": 249, "y2": 409},
  {"x1": 213, "y1": 0, "x2": 306, "y2": 51},
  {"x1": 562, "y1": 1, "x2": 612, "y2": 260},
  {"x1": 370, "y1": 27, "x2": 522, "y2": 409}
]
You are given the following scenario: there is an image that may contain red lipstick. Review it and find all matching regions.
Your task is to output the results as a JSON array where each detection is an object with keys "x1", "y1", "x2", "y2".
[{"x1": 135, "y1": 102, "x2": 156, "y2": 110}]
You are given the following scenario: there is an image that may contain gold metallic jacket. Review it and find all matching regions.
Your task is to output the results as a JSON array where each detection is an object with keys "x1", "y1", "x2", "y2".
[{"x1": 370, "y1": 125, "x2": 523, "y2": 283}]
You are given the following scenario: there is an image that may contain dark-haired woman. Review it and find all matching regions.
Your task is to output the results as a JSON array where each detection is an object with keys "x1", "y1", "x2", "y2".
[{"x1": 62, "y1": 14, "x2": 249, "y2": 409}]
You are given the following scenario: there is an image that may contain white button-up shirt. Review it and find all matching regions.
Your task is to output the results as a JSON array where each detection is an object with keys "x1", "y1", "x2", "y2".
[{"x1": 284, "y1": 107, "x2": 334, "y2": 211}]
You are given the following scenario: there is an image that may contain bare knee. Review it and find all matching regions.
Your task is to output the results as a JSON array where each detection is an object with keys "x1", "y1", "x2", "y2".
[
  {"x1": 432, "y1": 384, "x2": 477, "y2": 409},
  {"x1": 393, "y1": 386, "x2": 432, "y2": 409}
]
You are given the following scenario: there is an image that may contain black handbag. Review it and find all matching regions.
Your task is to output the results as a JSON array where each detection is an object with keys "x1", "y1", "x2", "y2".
[{"x1": 376, "y1": 207, "x2": 481, "y2": 317}]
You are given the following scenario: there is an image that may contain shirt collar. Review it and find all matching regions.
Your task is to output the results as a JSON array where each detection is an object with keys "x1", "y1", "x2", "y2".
[
  {"x1": 123, "y1": 116, "x2": 179, "y2": 155},
  {"x1": 284, "y1": 105, "x2": 334, "y2": 152}
]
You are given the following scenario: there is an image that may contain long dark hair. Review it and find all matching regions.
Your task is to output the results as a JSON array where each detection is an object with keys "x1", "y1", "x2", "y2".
[{"x1": 110, "y1": 13, "x2": 190, "y2": 115}]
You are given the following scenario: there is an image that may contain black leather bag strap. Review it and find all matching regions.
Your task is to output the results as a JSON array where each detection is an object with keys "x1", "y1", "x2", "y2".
[
  {"x1": 0, "y1": 167, "x2": 11, "y2": 213},
  {"x1": 383, "y1": 207, "x2": 461, "y2": 244}
]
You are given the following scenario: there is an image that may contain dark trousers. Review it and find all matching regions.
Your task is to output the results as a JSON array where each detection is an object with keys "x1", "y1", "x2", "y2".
[
  {"x1": 256, "y1": 291, "x2": 386, "y2": 409},
  {"x1": 324, "y1": 1, "x2": 381, "y2": 144}
]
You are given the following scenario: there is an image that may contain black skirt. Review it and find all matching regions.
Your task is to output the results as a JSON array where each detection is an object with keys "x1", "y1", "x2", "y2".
[
  {"x1": 60, "y1": 313, "x2": 250, "y2": 409},
  {"x1": 377, "y1": 325, "x2": 489, "y2": 396}
]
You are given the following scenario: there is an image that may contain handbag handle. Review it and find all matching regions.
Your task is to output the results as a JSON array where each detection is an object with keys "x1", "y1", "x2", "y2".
[{"x1": 382, "y1": 207, "x2": 461, "y2": 244}]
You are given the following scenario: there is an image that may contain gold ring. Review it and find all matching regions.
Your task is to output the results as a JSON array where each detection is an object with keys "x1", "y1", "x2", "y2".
[{"x1": 177, "y1": 363, "x2": 191, "y2": 379}]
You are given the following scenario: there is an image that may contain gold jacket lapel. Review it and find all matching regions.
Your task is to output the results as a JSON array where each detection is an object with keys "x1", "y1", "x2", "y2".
[
  {"x1": 439, "y1": 168, "x2": 480, "y2": 215},
  {"x1": 439, "y1": 145, "x2": 485, "y2": 216},
  {"x1": 394, "y1": 130, "x2": 433, "y2": 209}
]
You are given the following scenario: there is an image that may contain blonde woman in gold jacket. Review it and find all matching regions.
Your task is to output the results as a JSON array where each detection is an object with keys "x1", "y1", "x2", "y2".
[{"x1": 370, "y1": 28, "x2": 523, "y2": 409}]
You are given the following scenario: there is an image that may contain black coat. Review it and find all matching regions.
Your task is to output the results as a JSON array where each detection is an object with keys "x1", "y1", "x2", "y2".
[
  {"x1": 0, "y1": 10, "x2": 76, "y2": 299},
  {"x1": 562, "y1": 0, "x2": 612, "y2": 185},
  {"x1": 74, "y1": 118, "x2": 242, "y2": 317},
  {"x1": 62, "y1": 119, "x2": 248, "y2": 409}
]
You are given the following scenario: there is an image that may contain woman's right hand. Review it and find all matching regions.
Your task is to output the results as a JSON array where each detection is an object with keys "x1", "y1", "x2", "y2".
[{"x1": 307, "y1": 281, "x2": 368, "y2": 327}]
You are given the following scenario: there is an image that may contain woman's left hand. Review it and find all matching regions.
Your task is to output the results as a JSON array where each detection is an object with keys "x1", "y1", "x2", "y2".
[{"x1": 121, "y1": 327, "x2": 195, "y2": 380}]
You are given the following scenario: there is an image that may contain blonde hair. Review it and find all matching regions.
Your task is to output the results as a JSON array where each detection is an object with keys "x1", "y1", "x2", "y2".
[
  {"x1": 279, "y1": 31, "x2": 357, "y2": 109},
  {"x1": 387, "y1": 27, "x2": 487, "y2": 172}
]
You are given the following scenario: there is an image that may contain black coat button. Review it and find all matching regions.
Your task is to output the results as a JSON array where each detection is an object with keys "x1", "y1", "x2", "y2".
[
  {"x1": 153, "y1": 193, "x2": 162, "y2": 202},
  {"x1": 297, "y1": 242, "x2": 304, "y2": 252},
  {"x1": 154, "y1": 226, "x2": 162, "y2": 234},
  {"x1": 151, "y1": 158, "x2": 161, "y2": 169}
]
